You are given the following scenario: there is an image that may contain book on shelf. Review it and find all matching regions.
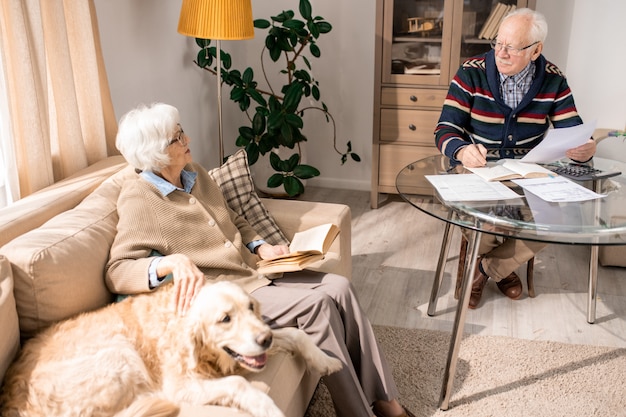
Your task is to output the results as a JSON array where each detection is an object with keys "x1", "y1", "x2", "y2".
[
  {"x1": 478, "y1": 3, "x2": 515, "y2": 40},
  {"x1": 478, "y1": 2, "x2": 502, "y2": 39},
  {"x1": 256, "y1": 223, "x2": 340, "y2": 274},
  {"x1": 466, "y1": 160, "x2": 554, "y2": 182}
]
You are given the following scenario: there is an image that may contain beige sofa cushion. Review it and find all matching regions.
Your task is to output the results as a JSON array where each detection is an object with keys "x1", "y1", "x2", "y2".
[
  {"x1": 0, "y1": 255, "x2": 20, "y2": 381},
  {"x1": 0, "y1": 166, "x2": 137, "y2": 339},
  {"x1": 0, "y1": 156, "x2": 127, "y2": 248}
]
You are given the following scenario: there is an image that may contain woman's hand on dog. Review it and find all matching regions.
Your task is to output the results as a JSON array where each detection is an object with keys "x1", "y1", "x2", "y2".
[
  {"x1": 157, "y1": 254, "x2": 205, "y2": 316},
  {"x1": 256, "y1": 243, "x2": 290, "y2": 260}
]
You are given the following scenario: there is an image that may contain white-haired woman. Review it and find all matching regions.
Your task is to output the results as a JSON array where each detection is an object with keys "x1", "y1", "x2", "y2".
[{"x1": 106, "y1": 102, "x2": 415, "y2": 417}]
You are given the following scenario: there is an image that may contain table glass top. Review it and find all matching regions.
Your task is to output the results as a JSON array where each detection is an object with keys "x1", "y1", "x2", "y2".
[{"x1": 396, "y1": 155, "x2": 626, "y2": 245}]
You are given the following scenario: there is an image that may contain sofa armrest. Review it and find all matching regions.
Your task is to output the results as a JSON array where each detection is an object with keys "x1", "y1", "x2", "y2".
[
  {"x1": 0, "y1": 255, "x2": 20, "y2": 382},
  {"x1": 261, "y1": 199, "x2": 352, "y2": 280}
]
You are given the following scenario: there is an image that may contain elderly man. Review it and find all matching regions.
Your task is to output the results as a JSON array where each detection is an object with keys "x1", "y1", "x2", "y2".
[{"x1": 434, "y1": 8, "x2": 596, "y2": 309}]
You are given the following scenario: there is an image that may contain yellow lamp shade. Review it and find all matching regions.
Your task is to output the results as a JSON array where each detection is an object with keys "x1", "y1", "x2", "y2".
[{"x1": 177, "y1": 0, "x2": 255, "y2": 40}]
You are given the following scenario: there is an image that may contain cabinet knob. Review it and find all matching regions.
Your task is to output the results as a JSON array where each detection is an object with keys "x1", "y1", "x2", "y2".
[
  {"x1": 410, "y1": 95, "x2": 417, "y2": 102},
  {"x1": 408, "y1": 124, "x2": 416, "y2": 131}
]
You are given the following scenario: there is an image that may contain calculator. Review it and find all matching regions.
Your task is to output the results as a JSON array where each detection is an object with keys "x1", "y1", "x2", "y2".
[{"x1": 543, "y1": 163, "x2": 621, "y2": 181}]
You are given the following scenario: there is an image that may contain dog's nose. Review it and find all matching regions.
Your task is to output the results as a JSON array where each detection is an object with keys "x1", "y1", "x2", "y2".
[{"x1": 256, "y1": 331, "x2": 273, "y2": 349}]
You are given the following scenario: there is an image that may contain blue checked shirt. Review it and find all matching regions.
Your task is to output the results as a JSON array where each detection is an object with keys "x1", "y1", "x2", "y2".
[{"x1": 499, "y1": 61, "x2": 536, "y2": 109}]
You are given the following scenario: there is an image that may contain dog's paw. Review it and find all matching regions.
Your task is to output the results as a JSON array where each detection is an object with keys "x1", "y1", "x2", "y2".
[
  {"x1": 248, "y1": 396, "x2": 285, "y2": 417},
  {"x1": 311, "y1": 354, "x2": 343, "y2": 375}
]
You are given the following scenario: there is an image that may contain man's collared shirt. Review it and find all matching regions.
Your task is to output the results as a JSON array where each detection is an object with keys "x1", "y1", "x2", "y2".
[{"x1": 499, "y1": 61, "x2": 536, "y2": 109}]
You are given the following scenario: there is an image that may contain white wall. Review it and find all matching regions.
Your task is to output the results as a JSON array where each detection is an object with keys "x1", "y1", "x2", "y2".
[{"x1": 95, "y1": 0, "x2": 625, "y2": 192}]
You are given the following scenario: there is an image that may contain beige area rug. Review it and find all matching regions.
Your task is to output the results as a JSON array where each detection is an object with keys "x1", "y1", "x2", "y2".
[{"x1": 304, "y1": 326, "x2": 626, "y2": 417}]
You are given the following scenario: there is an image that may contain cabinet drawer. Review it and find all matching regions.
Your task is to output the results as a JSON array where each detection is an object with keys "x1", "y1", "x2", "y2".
[
  {"x1": 381, "y1": 87, "x2": 447, "y2": 108},
  {"x1": 378, "y1": 144, "x2": 440, "y2": 191},
  {"x1": 380, "y1": 109, "x2": 440, "y2": 145}
]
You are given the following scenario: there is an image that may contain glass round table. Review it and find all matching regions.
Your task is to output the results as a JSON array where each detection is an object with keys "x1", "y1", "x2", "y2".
[{"x1": 395, "y1": 154, "x2": 626, "y2": 410}]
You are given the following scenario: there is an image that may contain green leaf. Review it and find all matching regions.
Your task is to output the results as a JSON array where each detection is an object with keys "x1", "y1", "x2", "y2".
[
  {"x1": 230, "y1": 87, "x2": 245, "y2": 102},
  {"x1": 269, "y1": 152, "x2": 282, "y2": 171},
  {"x1": 248, "y1": 89, "x2": 266, "y2": 107},
  {"x1": 312, "y1": 85, "x2": 320, "y2": 100},
  {"x1": 195, "y1": 38, "x2": 211, "y2": 48},
  {"x1": 283, "y1": 83, "x2": 303, "y2": 112},
  {"x1": 267, "y1": 173, "x2": 284, "y2": 188},
  {"x1": 221, "y1": 52, "x2": 232, "y2": 70},
  {"x1": 284, "y1": 176, "x2": 304, "y2": 196},
  {"x1": 252, "y1": 111, "x2": 266, "y2": 135},
  {"x1": 285, "y1": 113, "x2": 303, "y2": 128},
  {"x1": 283, "y1": 19, "x2": 305, "y2": 30},
  {"x1": 302, "y1": 56, "x2": 311, "y2": 70},
  {"x1": 238, "y1": 126, "x2": 255, "y2": 141},
  {"x1": 293, "y1": 164, "x2": 320, "y2": 179},
  {"x1": 299, "y1": 0, "x2": 313, "y2": 20},
  {"x1": 196, "y1": 49, "x2": 212, "y2": 68},
  {"x1": 246, "y1": 143, "x2": 260, "y2": 165},
  {"x1": 351, "y1": 153, "x2": 362, "y2": 162},
  {"x1": 242, "y1": 67, "x2": 254, "y2": 84},
  {"x1": 269, "y1": 44, "x2": 282, "y2": 62},
  {"x1": 307, "y1": 20, "x2": 319, "y2": 39},
  {"x1": 317, "y1": 21, "x2": 332, "y2": 34},
  {"x1": 287, "y1": 153, "x2": 300, "y2": 170},
  {"x1": 310, "y1": 43, "x2": 321, "y2": 58},
  {"x1": 254, "y1": 19, "x2": 271, "y2": 29},
  {"x1": 280, "y1": 123, "x2": 294, "y2": 147}
]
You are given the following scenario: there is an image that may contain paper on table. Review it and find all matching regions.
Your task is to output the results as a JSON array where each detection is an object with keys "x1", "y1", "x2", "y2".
[
  {"x1": 520, "y1": 120, "x2": 597, "y2": 163},
  {"x1": 425, "y1": 174, "x2": 521, "y2": 201},
  {"x1": 512, "y1": 176, "x2": 606, "y2": 202}
]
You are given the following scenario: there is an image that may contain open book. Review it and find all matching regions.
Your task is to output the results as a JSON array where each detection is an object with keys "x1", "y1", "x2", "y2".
[
  {"x1": 256, "y1": 223, "x2": 340, "y2": 275},
  {"x1": 466, "y1": 160, "x2": 554, "y2": 182}
]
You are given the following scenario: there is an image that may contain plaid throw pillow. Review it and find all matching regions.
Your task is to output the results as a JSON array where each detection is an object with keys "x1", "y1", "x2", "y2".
[{"x1": 208, "y1": 150, "x2": 289, "y2": 246}]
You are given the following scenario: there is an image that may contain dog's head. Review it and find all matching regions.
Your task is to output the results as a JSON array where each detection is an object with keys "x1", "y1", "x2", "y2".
[{"x1": 184, "y1": 281, "x2": 273, "y2": 376}]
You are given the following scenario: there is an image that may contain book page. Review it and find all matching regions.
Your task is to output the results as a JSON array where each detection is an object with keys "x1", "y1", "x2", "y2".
[
  {"x1": 466, "y1": 164, "x2": 520, "y2": 181},
  {"x1": 502, "y1": 160, "x2": 553, "y2": 177},
  {"x1": 289, "y1": 223, "x2": 339, "y2": 254}
]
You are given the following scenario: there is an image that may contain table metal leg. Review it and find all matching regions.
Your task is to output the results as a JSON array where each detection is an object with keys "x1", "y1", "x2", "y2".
[
  {"x1": 439, "y1": 228, "x2": 481, "y2": 410},
  {"x1": 587, "y1": 178, "x2": 601, "y2": 324},
  {"x1": 587, "y1": 246, "x2": 598, "y2": 324},
  {"x1": 428, "y1": 215, "x2": 454, "y2": 316}
]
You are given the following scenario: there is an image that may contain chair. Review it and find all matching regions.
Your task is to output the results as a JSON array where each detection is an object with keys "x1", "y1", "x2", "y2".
[{"x1": 454, "y1": 235, "x2": 536, "y2": 299}]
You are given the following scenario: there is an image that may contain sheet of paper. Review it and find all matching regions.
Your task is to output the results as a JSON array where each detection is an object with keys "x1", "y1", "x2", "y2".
[
  {"x1": 520, "y1": 120, "x2": 597, "y2": 163},
  {"x1": 512, "y1": 176, "x2": 606, "y2": 202},
  {"x1": 425, "y1": 174, "x2": 521, "y2": 201}
]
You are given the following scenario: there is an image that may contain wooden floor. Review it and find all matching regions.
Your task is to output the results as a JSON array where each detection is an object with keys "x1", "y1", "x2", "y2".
[{"x1": 298, "y1": 187, "x2": 626, "y2": 348}]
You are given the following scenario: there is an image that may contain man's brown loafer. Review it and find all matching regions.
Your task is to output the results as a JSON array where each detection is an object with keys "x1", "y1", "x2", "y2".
[
  {"x1": 469, "y1": 257, "x2": 489, "y2": 309},
  {"x1": 496, "y1": 271, "x2": 523, "y2": 300}
]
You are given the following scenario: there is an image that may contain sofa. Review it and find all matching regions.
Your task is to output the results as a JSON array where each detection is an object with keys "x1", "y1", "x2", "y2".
[{"x1": 0, "y1": 151, "x2": 352, "y2": 417}]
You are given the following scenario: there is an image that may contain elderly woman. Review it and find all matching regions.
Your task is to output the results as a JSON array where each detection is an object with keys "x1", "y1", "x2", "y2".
[{"x1": 106, "y1": 102, "x2": 414, "y2": 417}]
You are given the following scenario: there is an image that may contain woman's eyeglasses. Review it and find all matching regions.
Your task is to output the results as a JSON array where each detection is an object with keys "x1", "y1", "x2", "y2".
[{"x1": 168, "y1": 124, "x2": 187, "y2": 147}]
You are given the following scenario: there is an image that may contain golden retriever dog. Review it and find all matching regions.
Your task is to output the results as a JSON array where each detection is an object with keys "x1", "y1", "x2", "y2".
[{"x1": 1, "y1": 281, "x2": 342, "y2": 417}]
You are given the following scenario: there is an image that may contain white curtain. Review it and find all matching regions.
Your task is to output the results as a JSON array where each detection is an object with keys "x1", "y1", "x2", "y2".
[
  {"x1": 0, "y1": 0, "x2": 118, "y2": 201},
  {"x1": 0, "y1": 48, "x2": 18, "y2": 208}
]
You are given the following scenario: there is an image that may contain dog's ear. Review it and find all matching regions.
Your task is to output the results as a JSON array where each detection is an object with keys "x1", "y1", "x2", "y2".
[
  {"x1": 250, "y1": 295, "x2": 262, "y2": 319},
  {"x1": 183, "y1": 317, "x2": 226, "y2": 378}
]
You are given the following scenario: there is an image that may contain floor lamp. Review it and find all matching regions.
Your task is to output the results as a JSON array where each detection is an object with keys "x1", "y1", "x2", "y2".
[{"x1": 177, "y1": 0, "x2": 254, "y2": 165}]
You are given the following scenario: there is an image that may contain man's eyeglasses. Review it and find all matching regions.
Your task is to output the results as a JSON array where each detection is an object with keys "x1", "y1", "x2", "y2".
[
  {"x1": 490, "y1": 39, "x2": 539, "y2": 57},
  {"x1": 168, "y1": 124, "x2": 187, "y2": 147}
]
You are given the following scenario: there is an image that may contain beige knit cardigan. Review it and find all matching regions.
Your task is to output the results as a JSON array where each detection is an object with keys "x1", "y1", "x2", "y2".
[{"x1": 105, "y1": 163, "x2": 270, "y2": 295}]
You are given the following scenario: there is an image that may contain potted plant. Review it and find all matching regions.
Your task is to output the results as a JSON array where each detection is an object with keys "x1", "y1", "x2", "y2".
[{"x1": 193, "y1": 0, "x2": 360, "y2": 196}]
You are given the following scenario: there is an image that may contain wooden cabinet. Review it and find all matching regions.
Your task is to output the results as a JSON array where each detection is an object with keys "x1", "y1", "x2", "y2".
[{"x1": 371, "y1": 0, "x2": 536, "y2": 207}]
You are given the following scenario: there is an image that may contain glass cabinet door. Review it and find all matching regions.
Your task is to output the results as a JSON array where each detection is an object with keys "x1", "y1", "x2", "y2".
[
  {"x1": 449, "y1": 0, "x2": 530, "y2": 78},
  {"x1": 381, "y1": 0, "x2": 454, "y2": 86}
]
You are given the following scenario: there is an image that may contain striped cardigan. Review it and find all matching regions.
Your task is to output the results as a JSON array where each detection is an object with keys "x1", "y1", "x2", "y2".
[{"x1": 435, "y1": 50, "x2": 583, "y2": 161}]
